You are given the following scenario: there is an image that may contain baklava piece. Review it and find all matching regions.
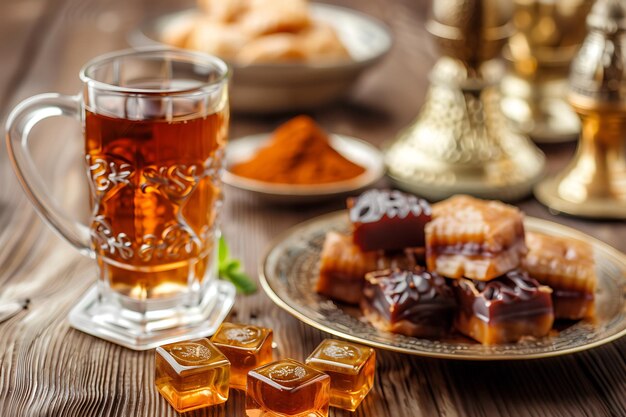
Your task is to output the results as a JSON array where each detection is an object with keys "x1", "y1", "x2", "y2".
[
  {"x1": 426, "y1": 195, "x2": 527, "y2": 280},
  {"x1": 523, "y1": 232, "x2": 596, "y2": 320},
  {"x1": 453, "y1": 271, "x2": 554, "y2": 345},
  {"x1": 238, "y1": 0, "x2": 311, "y2": 38},
  {"x1": 237, "y1": 33, "x2": 306, "y2": 64},
  {"x1": 361, "y1": 268, "x2": 456, "y2": 338},
  {"x1": 300, "y1": 23, "x2": 351, "y2": 62},
  {"x1": 316, "y1": 232, "x2": 421, "y2": 304},
  {"x1": 186, "y1": 21, "x2": 251, "y2": 59},
  {"x1": 348, "y1": 189, "x2": 432, "y2": 252}
]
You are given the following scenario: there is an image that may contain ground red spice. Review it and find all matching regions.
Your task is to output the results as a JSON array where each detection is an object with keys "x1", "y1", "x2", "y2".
[{"x1": 231, "y1": 115, "x2": 366, "y2": 184}]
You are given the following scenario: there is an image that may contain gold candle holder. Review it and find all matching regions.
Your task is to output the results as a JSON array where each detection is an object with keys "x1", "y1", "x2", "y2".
[
  {"x1": 535, "y1": 0, "x2": 626, "y2": 219},
  {"x1": 501, "y1": 0, "x2": 592, "y2": 143},
  {"x1": 385, "y1": 0, "x2": 545, "y2": 202}
]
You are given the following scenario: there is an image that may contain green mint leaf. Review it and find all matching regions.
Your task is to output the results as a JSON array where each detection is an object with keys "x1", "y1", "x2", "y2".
[
  {"x1": 217, "y1": 236, "x2": 257, "y2": 295},
  {"x1": 218, "y1": 236, "x2": 229, "y2": 265},
  {"x1": 225, "y1": 270, "x2": 257, "y2": 295},
  {"x1": 225, "y1": 259, "x2": 241, "y2": 273}
]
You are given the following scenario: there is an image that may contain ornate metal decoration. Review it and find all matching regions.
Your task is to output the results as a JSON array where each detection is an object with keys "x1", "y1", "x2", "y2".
[
  {"x1": 535, "y1": 0, "x2": 626, "y2": 219},
  {"x1": 501, "y1": 0, "x2": 592, "y2": 143},
  {"x1": 384, "y1": 0, "x2": 545, "y2": 202}
]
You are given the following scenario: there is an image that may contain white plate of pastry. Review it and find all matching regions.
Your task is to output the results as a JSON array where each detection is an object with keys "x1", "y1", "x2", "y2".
[{"x1": 130, "y1": 0, "x2": 392, "y2": 113}]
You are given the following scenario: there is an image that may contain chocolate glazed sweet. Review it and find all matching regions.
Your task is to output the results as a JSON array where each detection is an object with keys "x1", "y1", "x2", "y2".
[
  {"x1": 362, "y1": 268, "x2": 456, "y2": 336},
  {"x1": 456, "y1": 270, "x2": 553, "y2": 323},
  {"x1": 348, "y1": 190, "x2": 432, "y2": 252},
  {"x1": 474, "y1": 271, "x2": 542, "y2": 302},
  {"x1": 348, "y1": 189, "x2": 432, "y2": 223}
]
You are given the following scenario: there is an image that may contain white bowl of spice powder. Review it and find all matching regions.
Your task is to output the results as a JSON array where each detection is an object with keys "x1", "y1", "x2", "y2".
[{"x1": 224, "y1": 116, "x2": 384, "y2": 204}]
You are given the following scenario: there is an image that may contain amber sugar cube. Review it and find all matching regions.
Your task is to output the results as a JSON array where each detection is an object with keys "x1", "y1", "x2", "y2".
[
  {"x1": 155, "y1": 338, "x2": 230, "y2": 413},
  {"x1": 210, "y1": 322, "x2": 273, "y2": 390},
  {"x1": 305, "y1": 339, "x2": 375, "y2": 411},
  {"x1": 246, "y1": 359, "x2": 330, "y2": 417}
]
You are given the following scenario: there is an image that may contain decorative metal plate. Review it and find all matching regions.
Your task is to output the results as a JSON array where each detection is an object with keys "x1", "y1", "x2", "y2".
[{"x1": 260, "y1": 212, "x2": 626, "y2": 360}]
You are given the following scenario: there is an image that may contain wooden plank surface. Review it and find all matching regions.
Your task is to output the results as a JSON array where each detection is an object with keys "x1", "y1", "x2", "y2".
[{"x1": 0, "y1": 0, "x2": 624, "y2": 416}]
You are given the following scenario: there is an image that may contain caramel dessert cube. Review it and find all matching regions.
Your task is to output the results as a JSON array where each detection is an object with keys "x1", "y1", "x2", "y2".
[
  {"x1": 348, "y1": 189, "x2": 432, "y2": 252},
  {"x1": 452, "y1": 271, "x2": 554, "y2": 345},
  {"x1": 361, "y1": 268, "x2": 456, "y2": 338},
  {"x1": 426, "y1": 195, "x2": 527, "y2": 280},
  {"x1": 316, "y1": 232, "x2": 422, "y2": 304},
  {"x1": 523, "y1": 232, "x2": 596, "y2": 319},
  {"x1": 210, "y1": 322, "x2": 273, "y2": 390},
  {"x1": 306, "y1": 339, "x2": 375, "y2": 411},
  {"x1": 155, "y1": 338, "x2": 230, "y2": 413},
  {"x1": 246, "y1": 359, "x2": 330, "y2": 417}
]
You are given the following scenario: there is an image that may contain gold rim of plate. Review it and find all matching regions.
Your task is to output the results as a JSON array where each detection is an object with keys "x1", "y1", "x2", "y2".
[{"x1": 260, "y1": 211, "x2": 626, "y2": 360}]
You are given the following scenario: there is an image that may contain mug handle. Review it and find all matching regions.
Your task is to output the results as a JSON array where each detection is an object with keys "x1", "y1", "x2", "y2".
[{"x1": 5, "y1": 93, "x2": 94, "y2": 258}]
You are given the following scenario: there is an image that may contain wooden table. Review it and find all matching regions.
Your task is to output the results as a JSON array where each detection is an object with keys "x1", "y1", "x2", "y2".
[{"x1": 0, "y1": 0, "x2": 624, "y2": 416}]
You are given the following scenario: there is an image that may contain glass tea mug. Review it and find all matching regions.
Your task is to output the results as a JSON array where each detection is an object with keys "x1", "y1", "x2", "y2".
[{"x1": 5, "y1": 49, "x2": 236, "y2": 350}]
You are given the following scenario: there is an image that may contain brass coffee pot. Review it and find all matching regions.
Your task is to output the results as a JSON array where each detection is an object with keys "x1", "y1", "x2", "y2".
[
  {"x1": 535, "y1": 0, "x2": 626, "y2": 219},
  {"x1": 385, "y1": 0, "x2": 545, "y2": 202},
  {"x1": 501, "y1": 0, "x2": 593, "y2": 143}
]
